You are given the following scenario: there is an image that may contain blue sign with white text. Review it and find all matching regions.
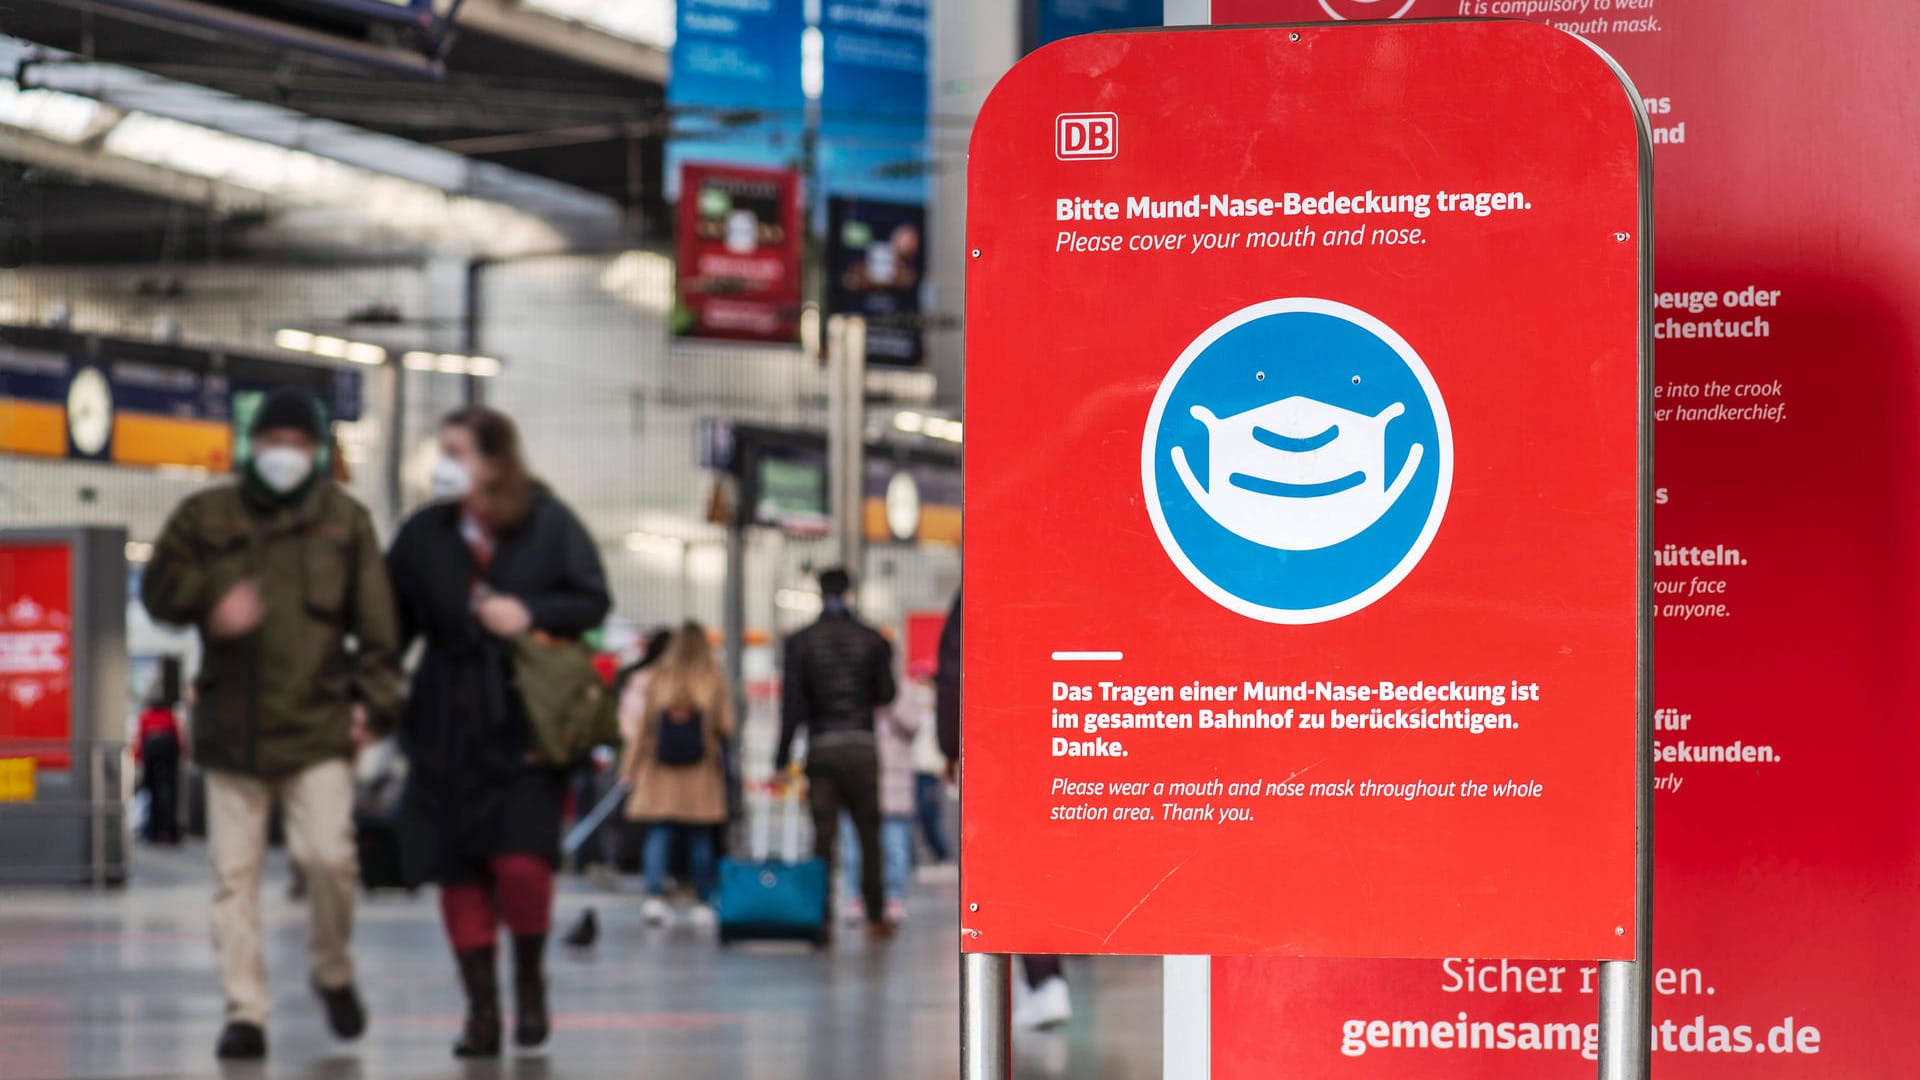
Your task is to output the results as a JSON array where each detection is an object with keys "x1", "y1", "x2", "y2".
[
  {"x1": 819, "y1": 0, "x2": 928, "y2": 205},
  {"x1": 1026, "y1": 0, "x2": 1163, "y2": 53},
  {"x1": 668, "y1": 0, "x2": 808, "y2": 198}
]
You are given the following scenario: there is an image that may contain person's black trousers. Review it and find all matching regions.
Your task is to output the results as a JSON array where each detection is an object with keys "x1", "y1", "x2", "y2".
[
  {"x1": 913, "y1": 772, "x2": 951, "y2": 861},
  {"x1": 806, "y1": 741, "x2": 886, "y2": 923},
  {"x1": 141, "y1": 732, "x2": 181, "y2": 844}
]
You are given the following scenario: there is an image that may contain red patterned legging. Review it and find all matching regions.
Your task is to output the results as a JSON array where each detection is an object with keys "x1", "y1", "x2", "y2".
[{"x1": 438, "y1": 854, "x2": 555, "y2": 951}]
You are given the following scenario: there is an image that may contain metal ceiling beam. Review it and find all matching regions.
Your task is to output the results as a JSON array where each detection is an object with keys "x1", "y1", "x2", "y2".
[
  {"x1": 453, "y1": 0, "x2": 667, "y2": 85},
  {"x1": 0, "y1": 125, "x2": 268, "y2": 216},
  {"x1": 65, "y1": 0, "x2": 446, "y2": 79}
]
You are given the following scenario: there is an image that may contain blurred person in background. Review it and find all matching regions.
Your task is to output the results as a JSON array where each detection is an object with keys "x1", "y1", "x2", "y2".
[
  {"x1": 141, "y1": 387, "x2": 401, "y2": 1061},
  {"x1": 937, "y1": 589, "x2": 1071, "y2": 1029},
  {"x1": 620, "y1": 621, "x2": 734, "y2": 927},
  {"x1": 905, "y1": 659, "x2": 950, "y2": 863},
  {"x1": 838, "y1": 657, "x2": 931, "y2": 924},
  {"x1": 134, "y1": 684, "x2": 183, "y2": 845},
  {"x1": 776, "y1": 566, "x2": 898, "y2": 939},
  {"x1": 386, "y1": 405, "x2": 611, "y2": 1058},
  {"x1": 594, "y1": 627, "x2": 672, "y2": 870}
]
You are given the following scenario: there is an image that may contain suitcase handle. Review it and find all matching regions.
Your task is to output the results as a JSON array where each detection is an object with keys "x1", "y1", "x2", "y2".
[{"x1": 749, "y1": 781, "x2": 809, "y2": 862}]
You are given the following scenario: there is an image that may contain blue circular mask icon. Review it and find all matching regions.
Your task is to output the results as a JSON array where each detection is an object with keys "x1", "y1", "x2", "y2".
[{"x1": 1141, "y1": 298, "x2": 1453, "y2": 624}]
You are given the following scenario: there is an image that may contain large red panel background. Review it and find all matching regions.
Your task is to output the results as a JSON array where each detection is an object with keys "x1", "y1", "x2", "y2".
[{"x1": 1211, "y1": 2, "x2": 1920, "y2": 1075}]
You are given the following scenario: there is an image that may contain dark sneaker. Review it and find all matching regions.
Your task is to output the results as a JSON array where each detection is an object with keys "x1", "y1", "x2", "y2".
[
  {"x1": 215, "y1": 1021, "x2": 267, "y2": 1061},
  {"x1": 313, "y1": 981, "x2": 367, "y2": 1041},
  {"x1": 562, "y1": 907, "x2": 599, "y2": 949},
  {"x1": 866, "y1": 920, "x2": 899, "y2": 942}
]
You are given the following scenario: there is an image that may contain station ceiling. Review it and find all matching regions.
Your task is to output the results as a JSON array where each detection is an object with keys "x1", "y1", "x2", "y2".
[{"x1": 2, "y1": 0, "x2": 669, "y2": 264}]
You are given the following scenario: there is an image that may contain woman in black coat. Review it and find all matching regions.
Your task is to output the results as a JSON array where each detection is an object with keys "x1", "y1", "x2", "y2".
[{"x1": 386, "y1": 405, "x2": 610, "y2": 1059}]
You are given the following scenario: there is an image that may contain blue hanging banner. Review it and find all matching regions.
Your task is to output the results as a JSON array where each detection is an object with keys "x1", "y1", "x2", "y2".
[
  {"x1": 1024, "y1": 0, "x2": 1165, "y2": 53},
  {"x1": 667, "y1": 0, "x2": 809, "y2": 196},
  {"x1": 818, "y1": 0, "x2": 928, "y2": 206},
  {"x1": 818, "y1": 1, "x2": 928, "y2": 364}
]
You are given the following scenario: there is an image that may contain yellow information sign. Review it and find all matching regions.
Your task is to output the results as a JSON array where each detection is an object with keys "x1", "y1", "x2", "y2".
[{"x1": 0, "y1": 758, "x2": 36, "y2": 802}]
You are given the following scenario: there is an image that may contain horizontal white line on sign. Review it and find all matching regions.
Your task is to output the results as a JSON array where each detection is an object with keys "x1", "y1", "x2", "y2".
[{"x1": 1051, "y1": 651, "x2": 1124, "y2": 662}]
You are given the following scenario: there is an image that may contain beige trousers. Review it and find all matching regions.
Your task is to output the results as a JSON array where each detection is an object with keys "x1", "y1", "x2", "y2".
[{"x1": 204, "y1": 758, "x2": 358, "y2": 1025}]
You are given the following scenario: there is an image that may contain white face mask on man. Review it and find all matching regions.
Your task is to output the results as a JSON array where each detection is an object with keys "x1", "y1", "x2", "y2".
[
  {"x1": 429, "y1": 456, "x2": 473, "y2": 500},
  {"x1": 251, "y1": 446, "x2": 315, "y2": 495}
]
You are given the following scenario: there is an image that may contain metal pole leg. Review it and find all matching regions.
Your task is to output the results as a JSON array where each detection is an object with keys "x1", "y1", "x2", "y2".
[
  {"x1": 1597, "y1": 959, "x2": 1648, "y2": 1079},
  {"x1": 961, "y1": 953, "x2": 1011, "y2": 1080}
]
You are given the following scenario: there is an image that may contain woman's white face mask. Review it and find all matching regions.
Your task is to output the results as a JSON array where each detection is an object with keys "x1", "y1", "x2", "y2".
[
  {"x1": 252, "y1": 446, "x2": 314, "y2": 494},
  {"x1": 430, "y1": 456, "x2": 473, "y2": 500}
]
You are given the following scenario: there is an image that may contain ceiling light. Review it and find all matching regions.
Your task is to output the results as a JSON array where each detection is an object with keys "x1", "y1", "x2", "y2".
[
  {"x1": 402, "y1": 351, "x2": 437, "y2": 371},
  {"x1": 893, "y1": 411, "x2": 926, "y2": 434},
  {"x1": 466, "y1": 356, "x2": 502, "y2": 378},
  {"x1": 309, "y1": 335, "x2": 349, "y2": 359},
  {"x1": 435, "y1": 354, "x2": 466, "y2": 373},
  {"x1": 344, "y1": 341, "x2": 387, "y2": 366},
  {"x1": 274, "y1": 328, "x2": 315, "y2": 352}
]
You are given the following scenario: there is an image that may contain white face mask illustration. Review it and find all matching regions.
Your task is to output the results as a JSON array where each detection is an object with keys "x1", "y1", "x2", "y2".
[{"x1": 1170, "y1": 395, "x2": 1424, "y2": 551}]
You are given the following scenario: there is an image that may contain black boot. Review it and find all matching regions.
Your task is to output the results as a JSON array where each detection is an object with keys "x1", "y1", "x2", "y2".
[
  {"x1": 452, "y1": 947, "x2": 501, "y2": 1059},
  {"x1": 312, "y1": 979, "x2": 367, "y2": 1041},
  {"x1": 510, "y1": 934, "x2": 550, "y2": 1048},
  {"x1": 215, "y1": 1021, "x2": 267, "y2": 1061}
]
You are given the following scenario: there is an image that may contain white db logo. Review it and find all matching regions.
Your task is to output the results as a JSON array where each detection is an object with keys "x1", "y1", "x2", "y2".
[
  {"x1": 1318, "y1": 0, "x2": 1418, "y2": 18},
  {"x1": 1056, "y1": 113, "x2": 1117, "y2": 160}
]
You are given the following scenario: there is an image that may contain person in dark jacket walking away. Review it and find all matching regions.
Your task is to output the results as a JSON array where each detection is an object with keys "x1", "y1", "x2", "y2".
[
  {"x1": 135, "y1": 687, "x2": 183, "y2": 845},
  {"x1": 141, "y1": 387, "x2": 402, "y2": 1061},
  {"x1": 776, "y1": 567, "x2": 898, "y2": 939},
  {"x1": 385, "y1": 406, "x2": 611, "y2": 1059},
  {"x1": 936, "y1": 588, "x2": 1071, "y2": 1028}
]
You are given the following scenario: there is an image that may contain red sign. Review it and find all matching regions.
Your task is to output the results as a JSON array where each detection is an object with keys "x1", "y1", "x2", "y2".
[
  {"x1": 903, "y1": 610, "x2": 945, "y2": 674},
  {"x1": 1209, "y1": 2, "x2": 1920, "y2": 1076},
  {"x1": 962, "y1": 22, "x2": 1646, "y2": 960},
  {"x1": 675, "y1": 162, "x2": 803, "y2": 343},
  {"x1": 0, "y1": 544, "x2": 73, "y2": 771}
]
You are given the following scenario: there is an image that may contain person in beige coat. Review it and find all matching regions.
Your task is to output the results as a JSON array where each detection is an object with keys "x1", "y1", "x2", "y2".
[{"x1": 618, "y1": 622, "x2": 734, "y2": 926}]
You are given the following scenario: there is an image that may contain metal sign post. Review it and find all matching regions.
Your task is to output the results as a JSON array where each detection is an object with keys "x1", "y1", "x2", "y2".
[
  {"x1": 960, "y1": 17, "x2": 1651, "y2": 1079},
  {"x1": 960, "y1": 953, "x2": 1011, "y2": 1080},
  {"x1": 826, "y1": 314, "x2": 868, "y2": 577}
]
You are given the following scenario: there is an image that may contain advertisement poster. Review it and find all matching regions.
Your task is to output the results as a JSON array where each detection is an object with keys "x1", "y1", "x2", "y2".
[
  {"x1": 1206, "y1": 3, "x2": 1920, "y2": 1077},
  {"x1": 1024, "y1": 0, "x2": 1164, "y2": 52},
  {"x1": 827, "y1": 197, "x2": 926, "y2": 365},
  {"x1": 961, "y1": 23, "x2": 1644, "y2": 960},
  {"x1": 675, "y1": 162, "x2": 804, "y2": 343},
  {"x1": 0, "y1": 544, "x2": 73, "y2": 771}
]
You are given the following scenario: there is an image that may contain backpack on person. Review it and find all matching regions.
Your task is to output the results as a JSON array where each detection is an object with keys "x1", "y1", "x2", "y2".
[{"x1": 656, "y1": 709, "x2": 706, "y2": 766}]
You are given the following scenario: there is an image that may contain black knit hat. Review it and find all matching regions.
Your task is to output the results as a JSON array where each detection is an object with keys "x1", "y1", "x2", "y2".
[
  {"x1": 818, "y1": 566, "x2": 852, "y2": 597},
  {"x1": 250, "y1": 387, "x2": 322, "y2": 441}
]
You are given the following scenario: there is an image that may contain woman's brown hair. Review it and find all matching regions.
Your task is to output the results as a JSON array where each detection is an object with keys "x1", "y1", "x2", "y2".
[
  {"x1": 441, "y1": 405, "x2": 536, "y2": 527},
  {"x1": 649, "y1": 621, "x2": 722, "y2": 715}
]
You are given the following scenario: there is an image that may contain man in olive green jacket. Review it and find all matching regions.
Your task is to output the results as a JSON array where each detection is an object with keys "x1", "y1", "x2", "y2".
[{"x1": 142, "y1": 387, "x2": 402, "y2": 1061}]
